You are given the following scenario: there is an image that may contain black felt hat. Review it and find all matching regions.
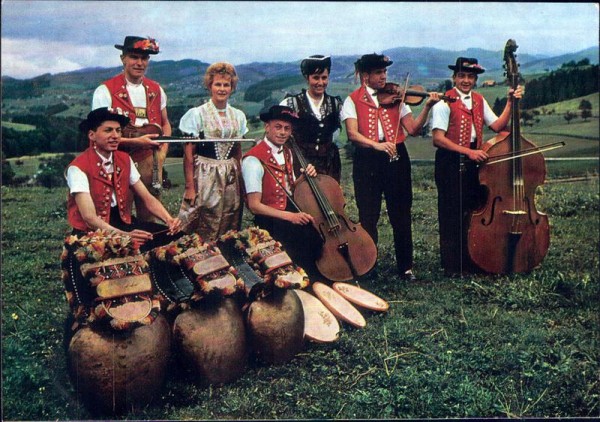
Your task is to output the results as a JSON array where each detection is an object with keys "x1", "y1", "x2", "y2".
[
  {"x1": 259, "y1": 105, "x2": 299, "y2": 124},
  {"x1": 115, "y1": 36, "x2": 160, "y2": 55},
  {"x1": 79, "y1": 107, "x2": 131, "y2": 133},
  {"x1": 355, "y1": 53, "x2": 393, "y2": 73},
  {"x1": 300, "y1": 55, "x2": 331, "y2": 76},
  {"x1": 448, "y1": 57, "x2": 485, "y2": 74}
]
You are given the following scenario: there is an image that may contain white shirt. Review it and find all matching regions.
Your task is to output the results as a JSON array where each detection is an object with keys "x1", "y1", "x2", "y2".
[
  {"x1": 430, "y1": 87, "x2": 498, "y2": 143},
  {"x1": 92, "y1": 79, "x2": 168, "y2": 127},
  {"x1": 66, "y1": 151, "x2": 140, "y2": 207},
  {"x1": 279, "y1": 92, "x2": 341, "y2": 145},
  {"x1": 242, "y1": 138, "x2": 293, "y2": 194},
  {"x1": 340, "y1": 85, "x2": 412, "y2": 140}
]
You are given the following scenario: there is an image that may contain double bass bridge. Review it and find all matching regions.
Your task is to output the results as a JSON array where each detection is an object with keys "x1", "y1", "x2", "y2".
[{"x1": 502, "y1": 210, "x2": 527, "y2": 215}]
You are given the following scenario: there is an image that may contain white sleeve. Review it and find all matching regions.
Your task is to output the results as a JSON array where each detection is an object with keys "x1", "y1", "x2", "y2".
[
  {"x1": 483, "y1": 99, "x2": 499, "y2": 126},
  {"x1": 129, "y1": 158, "x2": 141, "y2": 185},
  {"x1": 160, "y1": 86, "x2": 168, "y2": 110},
  {"x1": 430, "y1": 101, "x2": 451, "y2": 132},
  {"x1": 237, "y1": 109, "x2": 249, "y2": 136},
  {"x1": 241, "y1": 156, "x2": 264, "y2": 194},
  {"x1": 92, "y1": 85, "x2": 112, "y2": 110},
  {"x1": 179, "y1": 108, "x2": 203, "y2": 136},
  {"x1": 340, "y1": 96, "x2": 357, "y2": 122},
  {"x1": 66, "y1": 166, "x2": 90, "y2": 194}
]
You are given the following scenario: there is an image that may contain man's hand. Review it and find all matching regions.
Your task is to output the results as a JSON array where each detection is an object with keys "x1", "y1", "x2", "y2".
[
  {"x1": 300, "y1": 164, "x2": 318, "y2": 178},
  {"x1": 127, "y1": 229, "x2": 154, "y2": 245},
  {"x1": 286, "y1": 211, "x2": 314, "y2": 225},
  {"x1": 166, "y1": 217, "x2": 182, "y2": 235},
  {"x1": 373, "y1": 141, "x2": 397, "y2": 158},
  {"x1": 466, "y1": 149, "x2": 489, "y2": 163}
]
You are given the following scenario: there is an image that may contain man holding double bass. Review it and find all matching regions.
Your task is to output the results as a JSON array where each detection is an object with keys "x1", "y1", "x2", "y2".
[
  {"x1": 430, "y1": 57, "x2": 523, "y2": 277},
  {"x1": 92, "y1": 36, "x2": 172, "y2": 223}
]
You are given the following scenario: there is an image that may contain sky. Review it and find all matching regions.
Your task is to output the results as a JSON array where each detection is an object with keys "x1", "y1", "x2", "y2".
[{"x1": 1, "y1": 1, "x2": 599, "y2": 80}]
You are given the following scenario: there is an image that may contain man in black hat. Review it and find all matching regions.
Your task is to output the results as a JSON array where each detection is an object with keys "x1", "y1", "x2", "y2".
[
  {"x1": 341, "y1": 53, "x2": 440, "y2": 282},
  {"x1": 280, "y1": 55, "x2": 343, "y2": 182},
  {"x1": 241, "y1": 105, "x2": 320, "y2": 272},
  {"x1": 66, "y1": 107, "x2": 181, "y2": 251},
  {"x1": 430, "y1": 57, "x2": 523, "y2": 276},
  {"x1": 92, "y1": 36, "x2": 172, "y2": 223}
]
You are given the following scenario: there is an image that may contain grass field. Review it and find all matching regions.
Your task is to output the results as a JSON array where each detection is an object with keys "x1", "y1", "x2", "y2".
[{"x1": 2, "y1": 143, "x2": 599, "y2": 419}]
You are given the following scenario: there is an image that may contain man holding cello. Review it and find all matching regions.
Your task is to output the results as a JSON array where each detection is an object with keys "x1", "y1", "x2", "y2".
[
  {"x1": 341, "y1": 53, "x2": 439, "y2": 282},
  {"x1": 92, "y1": 36, "x2": 172, "y2": 223},
  {"x1": 430, "y1": 57, "x2": 523, "y2": 277},
  {"x1": 241, "y1": 105, "x2": 321, "y2": 275}
]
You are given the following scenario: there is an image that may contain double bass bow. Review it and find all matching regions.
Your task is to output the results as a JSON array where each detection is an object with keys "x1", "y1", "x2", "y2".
[
  {"x1": 287, "y1": 137, "x2": 378, "y2": 281},
  {"x1": 467, "y1": 39, "x2": 551, "y2": 274}
]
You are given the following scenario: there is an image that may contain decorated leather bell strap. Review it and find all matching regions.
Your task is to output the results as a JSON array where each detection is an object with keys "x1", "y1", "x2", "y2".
[
  {"x1": 191, "y1": 254, "x2": 231, "y2": 278},
  {"x1": 245, "y1": 239, "x2": 277, "y2": 256},
  {"x1": 206, "y1": 273, "x2": 240, "y2": 296},
  {"x1": 95, "y1": 273, "x2": 153, "y2": 300},
  {"x1": 100, "y1": 296, "x2": 153, "y2": 322},
  {"x1": 80, "y1": 255, "x2": 148, "y2": 286},
  {"x1": 260, "y1": 251, "x2": 293, "y2": 274}
]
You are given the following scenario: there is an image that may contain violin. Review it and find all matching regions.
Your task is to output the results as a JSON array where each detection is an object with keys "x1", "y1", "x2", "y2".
[
  {"x1": 466, "y1": 39, "x2": 550, "y2": 274},
  {"x1": 288, "y1": 137, "x2": 378, "y2": 281},
  {"x1": 377, "y1": 82, "x2": 456, "y2": 106}
]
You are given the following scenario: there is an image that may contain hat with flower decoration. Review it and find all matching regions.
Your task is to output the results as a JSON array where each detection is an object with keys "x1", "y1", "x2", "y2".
[
  {"x1": 448, "y1": 57, "x2": 485, "y2": 74},
  {"x1": 79, "y1": 107, "x2": 130, "y2": 133},
  {"x1": 115, "y1": 36, "x2": 160, "y2": 55}
]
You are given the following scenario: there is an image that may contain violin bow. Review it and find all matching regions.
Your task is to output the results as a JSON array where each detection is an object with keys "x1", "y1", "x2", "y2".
[
  {"x1": 392, "y1": 73, "x2": 411, "y2": 143},
  {"x1": 485, "y1": 141, "x2": 566, "y2": 165}
]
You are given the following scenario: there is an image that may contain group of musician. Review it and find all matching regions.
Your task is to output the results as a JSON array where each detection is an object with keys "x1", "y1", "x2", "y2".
[{"x1": 67, "y1": 35, "x2": 523, "y2": 280}]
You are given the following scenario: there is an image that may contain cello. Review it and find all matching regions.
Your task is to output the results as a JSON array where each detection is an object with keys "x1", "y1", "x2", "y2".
[
  {"x1": 467, "y1": 39, "x2": 550, "y2": 274},
  {"x1": 288, "y1": 137, "x2": 378, "y2": 281}
]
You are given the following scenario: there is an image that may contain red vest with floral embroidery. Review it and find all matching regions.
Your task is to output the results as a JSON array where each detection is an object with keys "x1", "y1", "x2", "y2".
[
  {"x1": 67, "y1": 148, "x2": 133, "y2": 231},
  {"x1": 349, "y1": 86, "x2": 406, "y2": 144},
  {"x1": 103, "y1": 74, "x2": 163, "y2": 161},
  {"x1": 444, "y1": 89, "x2": 485, "y2": 148},
  {"x1": 243, "y1": 141, "x2": 295, "y2": 211}
]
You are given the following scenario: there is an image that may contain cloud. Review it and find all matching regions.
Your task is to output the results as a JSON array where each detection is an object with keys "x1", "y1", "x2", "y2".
[{"x1": 1, "y1": 1, "x2": 598, "y2": 79}]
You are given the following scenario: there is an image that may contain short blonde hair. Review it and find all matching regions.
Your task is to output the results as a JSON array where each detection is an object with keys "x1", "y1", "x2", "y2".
[{"x1": 203, "y1": 62, "x2": 238, "y2": 91}]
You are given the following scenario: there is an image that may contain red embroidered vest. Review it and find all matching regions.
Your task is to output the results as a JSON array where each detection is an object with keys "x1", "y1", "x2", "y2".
[
  {"x1": 102, "y1": 74, "x2": 163, "y2": 161},
  {"x1": 67, "y1": 148, "x2": 133, "y2": 231},
  {"x1": 444, "y1": 89, "x2": 485, "y2": 148},
  {"x1": 243, "y1": 141, "x2": 295, "y2": 211},
  {"x1": 349, "y1": 86, "x2": 406, "y2": 144}
]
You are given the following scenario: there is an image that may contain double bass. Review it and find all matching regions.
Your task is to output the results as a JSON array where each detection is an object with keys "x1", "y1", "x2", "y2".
[
  {"x1": 288, "y1": 137, "x2": 378, "y2": 281},
  {"x1": 467, "y1": 39, "x2": 550, "y2": 274}
]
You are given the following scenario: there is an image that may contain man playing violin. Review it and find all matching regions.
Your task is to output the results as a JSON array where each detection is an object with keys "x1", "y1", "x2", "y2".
[
  {"x1": 341, "y1": 53, "x2": 440, "y2": 282},
  {"x1": 241, "y1": 105, "x2": 321, "y2": 275},
  {"x1": 430, "y1": 57, "x2": 523, "y2": 277},
  {"x1": 66, "y1": 108, "x2": 181, "y2": 252},
  {"x1": 92, "y1": 36, "x2": 172, "y2": 223}
]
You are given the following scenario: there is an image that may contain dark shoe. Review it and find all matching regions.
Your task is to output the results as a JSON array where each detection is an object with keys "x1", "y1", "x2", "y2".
[{"x1": 400, "y1": 269, "x2": 417, "y2": 282}]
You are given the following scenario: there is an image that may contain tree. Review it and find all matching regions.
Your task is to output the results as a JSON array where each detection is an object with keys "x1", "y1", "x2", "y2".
[
  {"x1": 564, "y1": 111, "x2": 576, "y2": 124},
  {"x1": 578, "y1": 99, "x2": 593, "y2": 122}
]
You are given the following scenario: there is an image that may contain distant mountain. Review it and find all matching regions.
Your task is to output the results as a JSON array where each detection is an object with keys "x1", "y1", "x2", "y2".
[{"x1": 2, "y1": 46, "x2": 598, "y2": 98}]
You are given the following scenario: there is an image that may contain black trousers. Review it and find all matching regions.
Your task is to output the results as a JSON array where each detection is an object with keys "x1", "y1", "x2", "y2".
[
  {"x1": 353, "y1": 143, "x2": 413, "y2": 274},
  {"x1": 71, "y1": 207, "x2": 182, "y2": 253},
  {"x1": 434, "y1": 148, "x2": 484, "y2": 274},
  {"x1": 254, "y1": 204, "x2": 323, "y2": 281}
]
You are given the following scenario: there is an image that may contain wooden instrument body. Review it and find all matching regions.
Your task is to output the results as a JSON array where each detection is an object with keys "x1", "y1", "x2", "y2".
[
  {"x1": 294, "y1": 173, "x2": 377, "y2": 281},
  {"x1": 467, "y1": 39, "x2": 550, "y2": 274},
  {"x1": 468, "y1": 133, "x2": 549, "y2": 273},
  {"x1": 122, "y1": 123, "x2": 166, "y2": 221}
]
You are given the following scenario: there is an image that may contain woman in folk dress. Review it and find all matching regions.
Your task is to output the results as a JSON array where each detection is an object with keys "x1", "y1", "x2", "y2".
[{"x1": 178, "y1": 62, "x2": 248, "y2": 241}]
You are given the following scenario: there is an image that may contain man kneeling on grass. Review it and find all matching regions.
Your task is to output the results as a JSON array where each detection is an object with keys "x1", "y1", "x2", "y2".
[{"x1": 65, "y1": 107, "x2": 182, "y2": 251}]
